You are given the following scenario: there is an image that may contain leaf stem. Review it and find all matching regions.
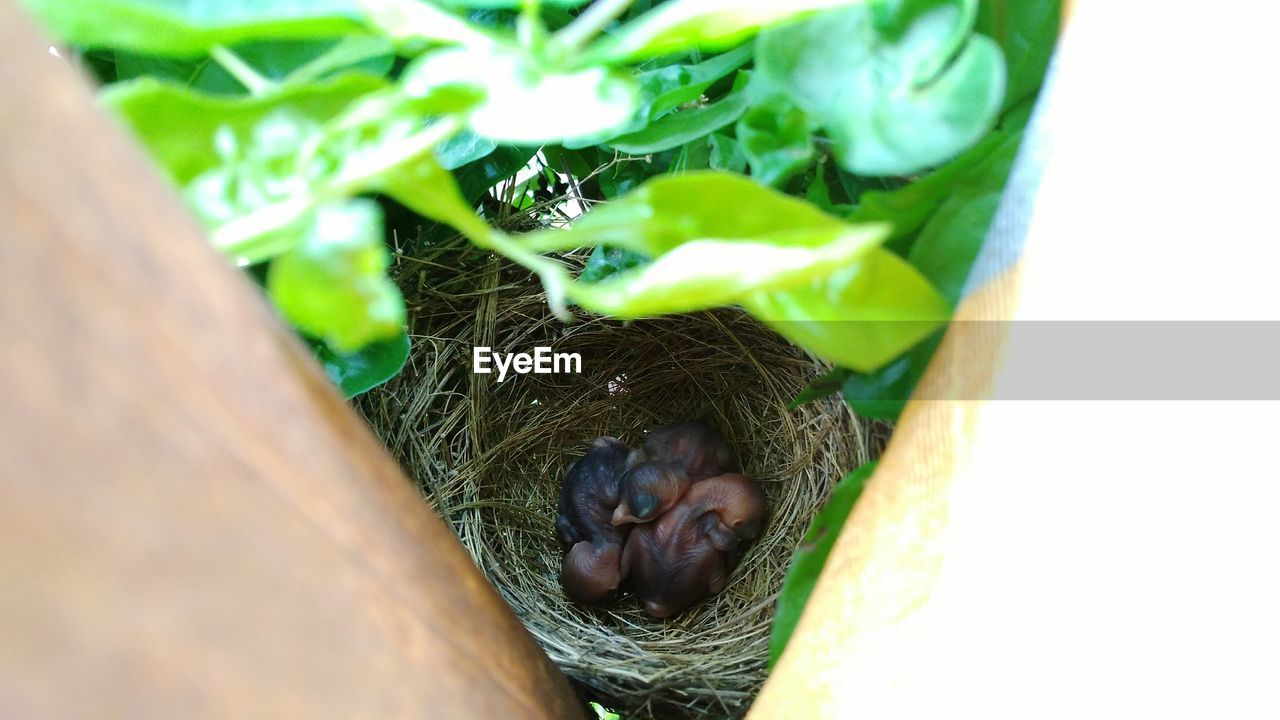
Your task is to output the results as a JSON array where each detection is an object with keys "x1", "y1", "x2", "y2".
[
  {"x1": 210, "y1": 46, "x2": 275, "y2": 95},
  {"x1": 553, "y1": 0, "x2": 636, "y2": 53}
]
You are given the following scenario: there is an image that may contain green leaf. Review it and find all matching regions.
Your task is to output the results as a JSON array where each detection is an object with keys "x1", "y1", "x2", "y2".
[
  {"x1": 526, "y1": 170, "x2": 885, "y2": 256},
  {"x1": 562, "y1": 44, "x2": 753, "y2": 150},
  {"x1": 267, "y1": 200, "x2": 405, "y2": 353},
  {"x1": 24, "y1": 0, "x2": 366, "y2": 56},
  {"x1": 579, "y1": 245, "x2": 651, "y2": 284},
  {"x1": 598, "y1": 155, "x2": 668, "y2": 198},
  {"x1": 313, "y1": 329, "x2": 411, "y2": 398},
  {"x1": 608, "y1": 88, "x2": 748, "y2": 154},
  {"x1": 770, "y1": 461, "x2": 876, "y2": 667},
  {"x1": 833, "y1": 130, "x2": 1022, "y2": 418},
  {"x1": 708, "y1": 133, "x2": 747, "y2": 174},
  {"x1": 976, "y1": 0, "x2": 1060, "y2": 110},
  {"x1": 454, "y1": 146, "x2": 539, "y2": 202},
  {"x1": 845, "y1": 129, "x2": 1008, "y2": 247},
  {"x1": 285, "y1": 35, "x2": 397, "y2": 84},
  {"x1": 585, "y1": 0, "x2": 867, "y2": 63},
  {"x1": 103, "y1": 72, "x2": 388, "y2": 185},
  {"x1": 436, "y1": 0, "x2": 589, "y2": 8},
  {"x1": 906, "y1": 128, "x2": 1020, "y2": 302},
  {"x1": 788, "y1": 366, "x2": 849, "y2": 409},
  {"x1": 639, "y1": 43, "x2": 754, "y2": 119},
  {"x1": 742, "y1": 248, "x2": 949, "y2": 372},
  {"x1": 756, "y1": 0, "x2": 1006, "y2": 175},
  {"x1": 840, "y1": 330, "x2": 940, "y2": 421},
  {"x1": 435, "y1": 130, "x2": 497, "y2": 170},
  {"x1": 517, "y1": 172, "x2": 893, "y2": 317},
  {"x1": 113, "y1": 36, "x2": 395, "y2": 96},
  {"x1": 736, "y1": 96, "x2": 814, "y2": 188},
  {"x1": 404, "y1": 44, "x2": 639, "y2": 144},
  {"x1": 377, "y1": 152, "x2": 492, "y2": 241}
]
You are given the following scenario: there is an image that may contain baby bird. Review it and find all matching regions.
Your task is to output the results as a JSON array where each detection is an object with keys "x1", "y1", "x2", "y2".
[
  {"x1": 611, "y1": 460, "x2": 690, "y2": 526},
  {"x1": 556, "y1": 436, "x2": 631, "y2": 546},
  {"x1": 634, "y1": 421, "x2": 736, "y2": 482},
  {"x1": 611, "y1": 421, "x2": 737, "y2": 526},
  {"x1": 556, "y1": 436, "x2": 632, "y2": 604},
  {"x1": 621, "y1": 473, "x2": 768, "y2": 618}
]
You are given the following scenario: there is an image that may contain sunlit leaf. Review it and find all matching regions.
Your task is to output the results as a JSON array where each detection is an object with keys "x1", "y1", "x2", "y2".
[
  {"x1": 267, "y1": 200, "x2": 405, "y2": 352},
  {"x1": 103, "y1": 73, "x2": 387, "y2": 184},
  {"x1": 517, "y1": 172, "x2": 892, "y2": 317},
  {"x1": 404, "y1": 44, "x2": 639, "y2": 144},
  {"x1": 770, "y1": 461, "x2": 876, "y2": 667},
  {"x1": 742, "y1": 248, "x2": 949, "y2": 372}
]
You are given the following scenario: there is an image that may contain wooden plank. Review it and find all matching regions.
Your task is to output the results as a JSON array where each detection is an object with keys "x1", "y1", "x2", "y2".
[
  {"x1": 749, "y1": 1, "x2": 1280, "y2": 716},
  {"x1": 0, "y1": 3, "x2": 585, "y2": 718}
]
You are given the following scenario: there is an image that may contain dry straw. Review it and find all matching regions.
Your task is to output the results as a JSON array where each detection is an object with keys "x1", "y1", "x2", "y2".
[{"x1": 360, "y1": 231, "x2": 880, "y2": 718}]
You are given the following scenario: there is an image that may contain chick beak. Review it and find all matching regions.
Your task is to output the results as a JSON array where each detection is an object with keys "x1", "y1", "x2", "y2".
[{"x1": 612, "y1": 505, "x2": 637, "y2": 526}]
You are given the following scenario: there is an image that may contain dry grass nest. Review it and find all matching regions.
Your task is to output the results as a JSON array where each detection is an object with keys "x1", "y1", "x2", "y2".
[{"x1": 359, "y1": 232, "x2": 884, "y2": 718}]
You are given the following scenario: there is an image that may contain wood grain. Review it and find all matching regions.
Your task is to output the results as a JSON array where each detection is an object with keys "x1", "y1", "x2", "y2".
[{"x1": 0, "y1": 3, "x2": 585, "y2": 718}]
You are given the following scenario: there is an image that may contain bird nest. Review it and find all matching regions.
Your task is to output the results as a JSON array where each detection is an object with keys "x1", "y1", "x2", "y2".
[{"x1": 359, "y1": 234, "x2": 880, "y2": 718}]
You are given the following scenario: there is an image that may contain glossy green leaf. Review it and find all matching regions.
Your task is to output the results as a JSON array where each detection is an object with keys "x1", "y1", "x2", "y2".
[
  {"x1": 404, "y1": 44, "x2": 639, "y2": 144},
  {"x1": 562, "y1": 44, "x2": 753, "y2": 149},
  {"x1": 742, "y1": 248, "x2": 949, "y2": 372},
  {"x1": 977, "y1": 0, "x2": 1060, "y2": 110},
  {"x1": 313, "y1": 329, "x2": 411, "y2": 398},
  {"x1": 267, "y1": 200, "x2": 406, "y2": 353},
  {"x1": 756, "y1": 0, "x2": 1005, "y2": 175},
  {"x1": 24, "y1": 0, "x2": 365, "y2": 56},
  {"x1": 579, "y1": 245, "x2": 651, "y2": 284},
  {"x1": 608, "y1": 89, "x2": 748, "y2": 154},
  {"x1": 585, "y1": 0, "x2": 866, "y2": 63},
  {"x1": 737, "y1": 96, "x2": 814, "y2": 188},
  {"x1": 770, "y1": 461, "x2": 876, "y2": 667}
]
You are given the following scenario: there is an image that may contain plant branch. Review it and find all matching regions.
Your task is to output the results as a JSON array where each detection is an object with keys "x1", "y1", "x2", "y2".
[
  {"x1": 210, "y1": 46, "x2": 275, "y2": 95},
  {"x1": 553, "y1": 0, "x2": 636, "y2": 53}
]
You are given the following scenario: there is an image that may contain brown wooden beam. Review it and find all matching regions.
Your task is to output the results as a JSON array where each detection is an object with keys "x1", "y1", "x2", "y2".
[{"x1": 0, "y1": 3, "x2": 584, "y2": 717}]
